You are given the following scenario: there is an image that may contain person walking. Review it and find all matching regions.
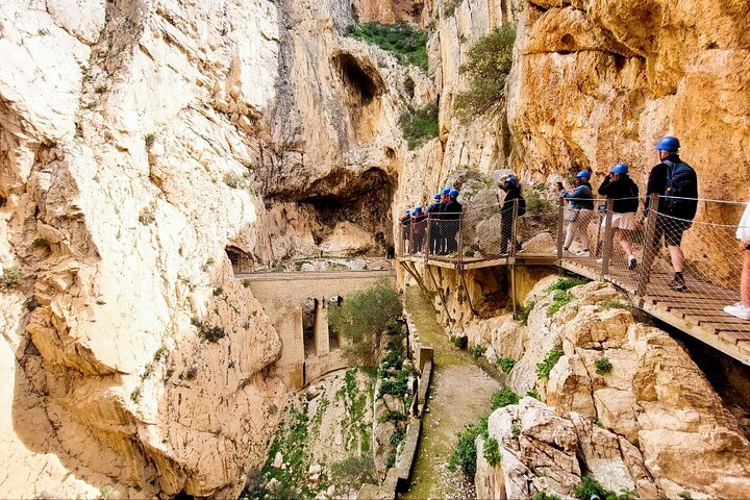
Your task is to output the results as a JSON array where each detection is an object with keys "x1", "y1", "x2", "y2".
[
  {"x1": 558, "y1": 171, "x2": 595, "y2": 256},
  {"x1": 426, "y1": 193, "x2": 443, "y2": 255},
  {"x1": 597, "y1": 163, "x2": 639, "y2": 270},
  {"x1": 724, "y1": 201, "x2": 750, "y2": 320},
  {"x1": 410, "y1": 206, "x2": 427, "y2": 254},
  {"x1": 437, "y1": 187, "x2": 451, "y2": 254},
  {"x1": 644, "y1": 136, "x2": 699, "y2": 291},
  {"x1": 442, "y1": 189, "x2": 463, "y2": 254},
  {"x1": 499, "y1": 177, "x2": 525, "y2": 256}
]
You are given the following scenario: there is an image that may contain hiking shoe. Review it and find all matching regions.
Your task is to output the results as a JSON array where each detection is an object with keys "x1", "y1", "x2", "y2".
[
  {"x1": 576, "y1": 250, "x2": 590, "y2": 257},
  {"x1": 628, "y1": 255, "x2": 637, "y2": 270},
  {"x1": 668, "y1": 277, "x2": 687, "y2": 292},
  {"x1": 596, "y1": 258, "x2": 603, "y2": 265},
  {"x1": 724, "y1": 304, "x2": 750, "y2": 320}
]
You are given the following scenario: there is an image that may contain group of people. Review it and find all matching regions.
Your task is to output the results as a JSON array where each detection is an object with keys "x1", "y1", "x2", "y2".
[
  {"x1": 559, "y1": 136, "x2": 698, "y2": 292},
  {"x1": 401, "y1": 188, "x2": 462, "y2": 255}
]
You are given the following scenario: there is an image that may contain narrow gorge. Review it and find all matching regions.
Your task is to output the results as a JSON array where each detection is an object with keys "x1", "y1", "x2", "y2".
[{"x1": 1, "y1": 0, "x2": 749, "y2": 499}]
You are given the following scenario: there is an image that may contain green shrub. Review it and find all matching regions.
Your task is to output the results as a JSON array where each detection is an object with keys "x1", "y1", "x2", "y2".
[
  {"x1": 449, "y1": 423, "x2": 481, "y2": 478},
  {"x1": 483, "y1": 437, "x2": 501, "y2": 466},
  {"x1": 144, "y1": 133, "x2": 156, "y2": 148},
  {"x1": 346, "y1": 22, "x2": 428, "y2": 70},
  {"x1": 516, "y1": 301, "x2": 535, "y2": 326},
  {"x1": 468, "y1": 344, "x2": 487, "y2": 358},
  {"x1": 130, "y1": 387, "x2": 142, "y2": 403},
  {"x1": 380, "y1": 370, "x2": 409, "y2": 398},
  {"x1": 444, "y1": 0, "x2": 462, "y2": 17},
  {"x1": 32, "y1": 237, "x2": 50, "y2": 250},
  {"x1": 1, "y1": 266, "x2": 20, "y2": 289},
  {"x1": 547, "y1": 277, "x2": 589, "y2": 292},
  {"x1": 390, "y1": 427, "x2": 406, "y2": 448},
  {"x1": 451, "y1": 335, "x2": 468, "y2": 349},
  {"x1": 328, "y1": 279, "x2": 402, "y2": 366},
  {"x1": 599, "y1": 299, "x2": 628, "y2": 310},
  {"x1": 573, "y1": 475, "x2": 634, "y2": 500},
  {"x1": 381, "y1": 348, "x2": 405, "y2": 370},
  {"x1": 532, "y1": 492, "x2": 562, "y2": 500},
  {"x1": 498, "y1": 357, "x2": 516, "y2": 373},
  {"x1": 595, "y1": 356, "x2": 613, "y2": 375},
  {"x1": 399, "y1": 104, "x2": 439, "y2": 150},
  {"x1": 454, "y1": 25, "x2": 515, "y2": 120},
  {"x1": 547, "y1": 290, "x2": 573, "y2": 317},
  {"x1": 526, "y1": 389, "x2": 539, "y2": 400},
  {"x1": 536, "y1": 349, "x2": 564, "y2": 380},
  {"x1": 491, "y1": 387, "x2": 520, "y2": 410},
  {"x1": 194, "y1": 321, "x2": 226, "y2": 343}
]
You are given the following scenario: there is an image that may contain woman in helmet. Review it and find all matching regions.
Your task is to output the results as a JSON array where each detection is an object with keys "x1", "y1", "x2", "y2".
[
  {"x1": 597, "y1": 163, "x2": 640, "y2": 270},
  {"x1": 410, "y1": 206, "x2": 427, "y2": 254},
  {"x1": 499, "y1": 177, "x2": 525, "y2": 256},
  {"x1": 558, "y1": 171, "x2": 595, "y2": 256}
]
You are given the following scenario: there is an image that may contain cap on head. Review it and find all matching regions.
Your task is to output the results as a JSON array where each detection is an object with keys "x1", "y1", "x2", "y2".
[
  {"x1": 610, "y1": 163, "x2": 629, "y2": 175},
  {"x1": 442, "y1": 187, "x2": 451, "y2": 195},
  {"x1": 576, "y1": 171, "x2": 591, "y2": 180},
  {"x1": 434, "y1": 194, "x2": 441, "y2": 200},
  {"x1": 449, "y1": 189, "x2": 459, "y2": 198},
  {"x1": 655, "y1": 136, "x2": 680, "y2": 152}
]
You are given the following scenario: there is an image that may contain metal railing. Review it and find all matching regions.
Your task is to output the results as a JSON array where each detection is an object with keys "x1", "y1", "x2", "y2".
[{"x1": 398, "y1": 193, "x2": 750, "y2": 343}]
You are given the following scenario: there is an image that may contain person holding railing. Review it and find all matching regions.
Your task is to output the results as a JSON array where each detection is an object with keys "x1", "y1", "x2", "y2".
[
  {"x1": 442, "y1": 189, "x2": 462, "y2": 254},
  {"x1": 724, "y1": 202, "x2": 750, "y2": 320},
  {"x1": 410, "y1": 206, "x2": 427, "y2": 254},
  {"x1": 643, "y1": 136, "x2": 699, "y2": 292},
  {"x1": 597, "y1": 163, "x2": 639, "y2": 270},
  {"x1": 558, "y1": 171, "x2": 595, "y2": 256},
  {"x1": 437, "y1": 187, "x2": 451, "y2": 254},
  {"x1": 499, "y1": 177, "x2": 525, "y2": 256},
  {"x1": 400, "y1": 209, "x2": 412, "y2": 254}
]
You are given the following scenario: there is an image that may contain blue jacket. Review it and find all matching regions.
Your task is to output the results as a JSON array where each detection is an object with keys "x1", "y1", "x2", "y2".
[{"x1": 561, "y1": 183, "x2": 594, "y2": 210}]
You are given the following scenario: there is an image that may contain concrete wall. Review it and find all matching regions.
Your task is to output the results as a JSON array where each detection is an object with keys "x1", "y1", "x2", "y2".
[{"x1": 242, "y1": 271, "x2": 397, "y2": 390}]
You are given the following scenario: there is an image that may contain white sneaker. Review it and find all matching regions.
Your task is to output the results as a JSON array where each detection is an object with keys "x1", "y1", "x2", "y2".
[
  {"x1": 724, "y1": 304, "x2": 750, "y2": 320},
  {"x1": 628, "y1": 255, "x2": 637, "y2": 270},
  {"x1": 576, "y1": 250, "x2": 590, "y2": 257},
  {"x1": 596, "y1": 258, "x2": 603, "y2": 264}
]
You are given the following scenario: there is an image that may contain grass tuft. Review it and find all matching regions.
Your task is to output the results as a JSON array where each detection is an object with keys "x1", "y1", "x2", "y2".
[
  {"x1": 347, "y1": 22, "x2": 428, "y2": 70},
  {"x1": 536, "y1": 349, "x2": 564, "y2": 380},
  {"x1": 399, "y1": 104, "x2": 439, "y2": 150}
]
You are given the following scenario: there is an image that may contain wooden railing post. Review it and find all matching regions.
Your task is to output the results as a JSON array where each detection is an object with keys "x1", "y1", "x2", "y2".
[
  {"x1": 556, "y1": 196, "x2": 565, "y2": 275},
  {"x1": 601, "y1": 199, "x2": 615, "y2": 279},
  {"x1": 637, "y1": 194, "x2": 659, "y2": 298},
  {"x1": 425, "y1": 213, "x2": 432, "y2": 263},
  {"x1": 409, "y1": 216, "x2": 414, "y2": 255}
]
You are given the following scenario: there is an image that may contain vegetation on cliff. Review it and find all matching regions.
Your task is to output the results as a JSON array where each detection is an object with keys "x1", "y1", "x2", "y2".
[
  {"x1": 454, "y1": 25, "x2": 516, "y2": 120},
  {"x1": 346, "y1": 22, "x2": 428, "y2": 71},
  {"x1": 399, "y1": 104, "x2": 439, "y2": 150}
]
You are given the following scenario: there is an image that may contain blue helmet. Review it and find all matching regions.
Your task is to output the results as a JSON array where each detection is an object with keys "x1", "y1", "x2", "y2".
[
  {"x1": 506, "y1": 176, "x2": 517, "y2": 185},
  {"x1": 413, "y1": 206, "x2": 422, "y2": 214},
  {"x1": 576, "y1": 171, "x2": 591, "y2": 180},
  {"x1": 655, "y1": 136, "x2": 680, "y2": 152},
  {"x1": 449, "y1": 189, "x2": 459, "y2": 198},
  {"x1": 433, "y1": 194, "x2": 441, "y2": 200},
  {"x1": 610, "y1": 163, "x2": 629, "y2": 174},
  {"x1": 442, "y1": 187, "x2": 451, "y2": 195},
  {"x1": 404, "y1": 209, "x2": 411, "y2": 214}
]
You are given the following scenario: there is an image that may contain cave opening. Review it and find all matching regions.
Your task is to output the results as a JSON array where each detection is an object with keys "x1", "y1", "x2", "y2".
[{"x1": 334, "y1": 53, "x2": 382, "y2": 106}]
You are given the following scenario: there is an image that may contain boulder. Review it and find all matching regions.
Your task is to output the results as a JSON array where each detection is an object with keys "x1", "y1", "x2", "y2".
[{"x1": 319, "y1": 222, "x2": 377, "y2": 257}]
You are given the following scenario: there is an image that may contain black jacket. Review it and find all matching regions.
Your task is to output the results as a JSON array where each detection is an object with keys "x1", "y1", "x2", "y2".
[
  {"x1": 645, "y1": 154, "x2": 698, "y2": 219},
  {"x1": 598, "y1": 174, "x2": 639, "y2": 213},
  {"x1": 426, "y1": 202, "x2": 443, "y2": 216},
  {"x1": 400, "y1": 215, "x2": 411, "y2": 227},
  {"x1": 442, "y1": 200, "x2": 462, "y2": 220},
  {"x1": 502, "y1": 186, "x2": 524, "y2": 214}
]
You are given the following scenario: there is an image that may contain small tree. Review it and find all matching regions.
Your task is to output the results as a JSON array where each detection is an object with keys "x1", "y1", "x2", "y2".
[
  {"x1": 454, "y1": 25, "x2": 516, "y2": 120},
  {"x1": 327, "y1": 279, "x2": 402, "y2": 366}
]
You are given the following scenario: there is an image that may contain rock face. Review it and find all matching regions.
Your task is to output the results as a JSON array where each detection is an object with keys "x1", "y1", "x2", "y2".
[{"x1": 476, "y1": 280, "x2": 750, "y2": 499}]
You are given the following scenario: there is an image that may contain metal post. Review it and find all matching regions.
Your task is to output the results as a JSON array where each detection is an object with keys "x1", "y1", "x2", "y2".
[
  {"x1": 425, "y1": 213, "x2": 432, "y2": 263},
  {"x1": 556, "y1": 196, "x2": 565, "y2": 275},
  {"x1": 510, "y1": 264, "x2": 517, "y2": 317},
  {"x1": 457, "y1": 214, "x2": 464, "y2": 269},
  {"x1": 409, "y1": 216, "x2": 414, "y2": 255},
  {"x1": 509, "y1": 198, "x2": 519, "y2": 260},
  {"x1": 637, "y1": 194, "x2": 659, "y2": 298},
  {"x1": 601, "y1": 199, "x2": 615, "y2": 279}
]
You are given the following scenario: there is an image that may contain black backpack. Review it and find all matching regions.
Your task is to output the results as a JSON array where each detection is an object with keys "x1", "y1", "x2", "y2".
[
  {"x1": 662, "y1": 159, "x2": 698, "y2": 220},
  {"x1": 517, "y1": 197, "x2": 527, "y2": 216}
]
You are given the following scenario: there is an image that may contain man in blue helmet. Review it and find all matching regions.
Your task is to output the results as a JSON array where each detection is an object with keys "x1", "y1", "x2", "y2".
[
  {"x1": 426, "y1": 193, "x2": 443, "y2": 254},
  {"x1": 644, "y1": 136, "x2": 698, "y2": 292},
  {"x1": 499, "y1": 177, "x2": 525, "y2": 256},
  {"x1": 437, "y1": 187, "x2": 451, "y2": 254},
  {"x1": 558, "y1": 171, "x2": 595, "y2": 256},
  {"x1": 442, "y1": 189, "x2": 463, "y2": 254},
  {"x1": 410, "y1": 206, "x2": 427, "y2": 254},
  {"x1": 598, "y1": 163, "x2": 639, "y2": 270}
]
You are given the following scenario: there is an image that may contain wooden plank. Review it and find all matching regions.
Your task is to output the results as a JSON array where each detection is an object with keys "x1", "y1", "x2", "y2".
[{"x1": 718, "y1": 331, "x2": 750, "y2": 345}]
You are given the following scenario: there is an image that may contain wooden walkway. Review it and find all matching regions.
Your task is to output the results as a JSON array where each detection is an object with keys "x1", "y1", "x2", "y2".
[{"x1": 397, "y1": 253, "x2": 750, "y2": 366}]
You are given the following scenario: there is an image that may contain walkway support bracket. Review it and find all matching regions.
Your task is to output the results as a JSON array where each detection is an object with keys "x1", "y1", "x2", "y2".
[
  {"x1": 556, "y1": 197, "x2": 565, "y2": 276},
  {"x1": 600, "y1": 199, "x2": 615, "y2": 279}
]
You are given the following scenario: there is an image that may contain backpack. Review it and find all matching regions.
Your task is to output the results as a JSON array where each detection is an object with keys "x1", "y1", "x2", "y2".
[
  {"x1": 662, "y1": 159, "x2": 698, "y2": 220},
  {"x1": 517, "y1": 197, "x2": 527, "y2": 216},
  {"x1": 623, "y1": 178, "x2": 639, "y2": 213}
]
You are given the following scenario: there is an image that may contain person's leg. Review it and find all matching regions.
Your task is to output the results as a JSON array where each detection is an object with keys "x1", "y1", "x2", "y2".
[
  {"x1": 742, "y1": 250, "x2": 750, "y2": 307},
  {"x1": 616, "y1": 229, "x2": 633, "y2": 256},
  {"x1": 668, "y1": 245, "x2": 685, "y2": 273},
  {"x1": 500, "y1": 217, "x2": 510, "y2": 255},
  {"x1": 564, "y1": 222, "x2": 575, "y2": 250},
  {"x1": 578, "y1": 212, "x2": 591, "y2": 251}
]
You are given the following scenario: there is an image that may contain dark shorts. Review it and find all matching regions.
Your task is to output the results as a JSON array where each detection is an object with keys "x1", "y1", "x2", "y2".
[{"x1": 654, "y1": 214, "x2": 691, "y2": 247}]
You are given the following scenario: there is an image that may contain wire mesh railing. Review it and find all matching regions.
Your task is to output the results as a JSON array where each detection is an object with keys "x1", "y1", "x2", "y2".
[{"x1": 398, "y1": 192, "x2": 750, "y2": 344}]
